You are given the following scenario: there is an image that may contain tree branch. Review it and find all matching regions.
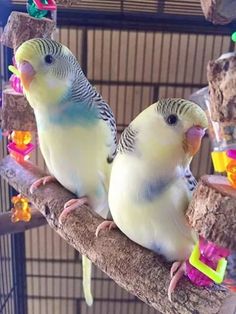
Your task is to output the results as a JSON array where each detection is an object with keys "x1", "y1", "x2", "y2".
[
  {"x1": 0, "y1": 155, "x2": 235, "y2": 314},
  {"x1": 186, "y1": 175, "x2": 236, "y2": 251}
]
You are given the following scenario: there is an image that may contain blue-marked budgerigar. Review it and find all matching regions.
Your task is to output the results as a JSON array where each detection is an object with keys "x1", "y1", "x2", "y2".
[
  {"x1": 15, "y1": 38, "x2": 117, "y2": 305},
  {"x1": 96, "y1": 98, "x2": 208, "y2": 300}
]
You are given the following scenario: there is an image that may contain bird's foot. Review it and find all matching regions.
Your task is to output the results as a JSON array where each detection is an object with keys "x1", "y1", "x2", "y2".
[
  {"x1": 30, "y1": 175, "x2": 56, "y2": 194},
  {"x1": 95, "y1": 220, "x2": 117, "y2": 237},
  {"x1": 168, "y1": 261, "x2": 186, "y2": 302},
  {"x1": 59, "y1": 197, "x2": 89, "y2": 224}
]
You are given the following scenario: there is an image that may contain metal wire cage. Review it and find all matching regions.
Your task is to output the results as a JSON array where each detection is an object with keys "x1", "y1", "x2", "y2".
[{"x1": 1, "y1": 1, "x2": 236, "y2": 314}]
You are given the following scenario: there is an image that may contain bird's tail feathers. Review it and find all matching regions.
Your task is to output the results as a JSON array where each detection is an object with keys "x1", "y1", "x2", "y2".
[{"x1": 82, "y1": 255, "x2": 93, "y2": 306}]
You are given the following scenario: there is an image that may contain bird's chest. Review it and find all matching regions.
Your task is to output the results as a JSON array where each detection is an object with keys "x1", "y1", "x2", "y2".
[{"x1": 37, "y1": 123, "x2": 104, "y2": 195}]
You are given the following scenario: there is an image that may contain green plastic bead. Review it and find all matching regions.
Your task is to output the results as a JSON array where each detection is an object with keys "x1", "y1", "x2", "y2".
[
  {"x1": 27, "y1": 0, "x2": 48, "y2": 19},
  {"x1": 231, "y1": 32, "x2": 236, "y2": 42}
]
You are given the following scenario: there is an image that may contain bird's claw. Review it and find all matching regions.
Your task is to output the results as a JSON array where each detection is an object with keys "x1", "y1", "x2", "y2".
[
  {"x1": 95, "y1": 220, "x2": 117, "y2": 237},
  {"x1": 59, "y1": 197, "x2": 89, "y2": 224},
  {"x1": 168, "y1": 261, "x2": 186, "y2": 302},
  {"x1": 30, "y1": 175, "x2": 56, "y2": 194}
]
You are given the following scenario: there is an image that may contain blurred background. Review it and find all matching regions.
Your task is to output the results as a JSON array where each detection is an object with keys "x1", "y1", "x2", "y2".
[{"x1": 0, "y1": 1, "x2": 236, "y2": 313}]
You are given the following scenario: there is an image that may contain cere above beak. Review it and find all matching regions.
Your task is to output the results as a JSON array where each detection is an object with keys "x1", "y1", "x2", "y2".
[
  {"x1": 18, "y1": 61, "x2": 36, "y2": 90},
  {"x1": 185, "y1": 125, "x2": 205, "y2": 156}
]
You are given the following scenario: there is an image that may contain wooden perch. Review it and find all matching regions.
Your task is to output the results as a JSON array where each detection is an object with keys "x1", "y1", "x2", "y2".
[
  {"x1": 2, "y1": 87, "x2": 37, "y2": 131},
  {"x1": 55, "y1": 0, "x2": 73, "y2": 5},
  {"x1": 0, "y1": 209, "x2": 47, "y2": 236},
  {"x1": 186, "y1": 175, "x2": 236, "y2": 251},
  {"x1": 0, "y1": 156, "x2": 235, "y2": 313},
  {"x1": 200, "y1": 0, "x2": 236, "y2": 24},
  {"x1": 1, "y1": 12, "x2": 55, "y2": 50},
  {"x1": 207, "y1": 52, "x2": 236, "y2": 123}
]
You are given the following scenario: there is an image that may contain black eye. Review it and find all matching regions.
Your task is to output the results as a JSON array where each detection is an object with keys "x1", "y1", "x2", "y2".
[
  {"x1": 166, "y1": 114, "x2": 178, "y2": 125},
  {"x1": 44, "y1": 54, "x2": 54, "y2": 64}
]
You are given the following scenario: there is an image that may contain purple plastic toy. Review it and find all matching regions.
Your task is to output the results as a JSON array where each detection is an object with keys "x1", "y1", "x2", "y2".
[
  {"x1": 10, "y1": 74, "x2": 23, "y2": 94},
  {"x1": 186, "y1": 237, "x2": 230, "y2": 287}
]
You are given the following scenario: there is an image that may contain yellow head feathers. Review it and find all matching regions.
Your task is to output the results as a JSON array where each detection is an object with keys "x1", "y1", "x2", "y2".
[
  {"x1": 128, "y1": 98, "x2": 208, "y2": 167},
  {"x1": 15, "y1": 38, "x2": 77, "y2": 107}
]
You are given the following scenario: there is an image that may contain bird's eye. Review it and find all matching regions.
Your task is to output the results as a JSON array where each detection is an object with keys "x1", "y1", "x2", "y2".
[
  {"x1": 44, "y1": 55, "x2": 54, "y2": 64},
  {"x1": 166, "y1": 114, "x2": 178, "y2": 125}
]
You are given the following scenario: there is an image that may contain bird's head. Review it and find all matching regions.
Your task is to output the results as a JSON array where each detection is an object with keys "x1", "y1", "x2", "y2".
[
  {"x1": 134, "y1": 98, "x2": 208, "y2": 167},
  {"x1": 15, "y1": 38, "x2": 79, "y2": 108}
]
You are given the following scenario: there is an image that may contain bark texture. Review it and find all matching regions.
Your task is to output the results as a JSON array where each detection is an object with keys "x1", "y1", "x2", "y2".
[
  {"x1": 2, "y1": 87, "x2": 37, "y2": 132},
  {"x1": 0, "y1": 156, "x2": 235, "y2": 314},
  {"x1": 186, "y1": 175, "x2": 236, "y2": 251},
  {"x1": 0, "y1": 11, "x2": 55, "y2": 50},
  {"x1": 200, "y1": 0, "x2": 236, "y2": 24},
  {"x1": 207, "y1": 52, "x2": 236, "y2": 123}
]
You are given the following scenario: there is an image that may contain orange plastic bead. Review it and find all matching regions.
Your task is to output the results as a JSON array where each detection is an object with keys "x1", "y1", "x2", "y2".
[
  {"x1": 11, "y1": 131, "x2": 32, "y2": 149},
  {"x1": 224, "y1": 279, "x2": 236, "y2": 292},
  {"x1": 226, "y1": 160, "x2": 236, "y2": 188},
  {"x1": 11, "y1": 195, "x2": 31, "y2": 223},
  {"x1": 9, "y1": 151, "x2": 30, "y2": 163}
]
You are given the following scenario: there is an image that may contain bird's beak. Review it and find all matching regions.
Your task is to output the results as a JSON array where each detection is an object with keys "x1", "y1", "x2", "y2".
[
  {"x1": 18, "y1": 61, "x2": 36, "y2": 91},
  {"x1": 184, "y1": 126, "x2": 205, "y2": 156}
]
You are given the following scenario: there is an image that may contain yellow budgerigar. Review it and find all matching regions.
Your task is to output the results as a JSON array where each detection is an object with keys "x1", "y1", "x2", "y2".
[
  {"x1": 15, "y1": 38, "x2": 117, "y2": 306},
  {"x1": 96, "y1": 98, "x2": 208, "y2": 301}
]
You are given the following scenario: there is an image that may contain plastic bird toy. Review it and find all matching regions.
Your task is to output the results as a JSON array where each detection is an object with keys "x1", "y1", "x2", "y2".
[
  {"x1": 211, "y1": 149, "x2": 236, "y2": 188},
  {"x1": 8, "y1": 65, "x2": 20, "y2": 78},
  {"x1": 11, "y1": 194, "x2": 32, "y2": 222},
  {"x1": 188, "y1": 237, "x2": 229, "y2": 286},
  {"x1": 9, "y1": 74, "x2": 23, "y2": 94},
  {"x1": 27, "y1": 0, "x2": 48, "y2": 18},
  {"x1": 27, "y1": 0, "x2": 56, "y2": 18},
  {"x1": 33, "y1": 0, "x2": 56, "y2": 10},
  {"x1": 8, "y1": 131, "x2": 35, "y2": 162},
  {"x1": 8, "y1": 58, "x2": 23, "y2": 93},
  {"x1": 231, "y1": 32, "x2": 236, "y2": 42}
]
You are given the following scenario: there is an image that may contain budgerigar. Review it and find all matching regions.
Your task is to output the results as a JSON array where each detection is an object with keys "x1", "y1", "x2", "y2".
[
  {"x1": 15, "y1": 38, "x2": 117, "y2": 305},
  {"x1": 96, "y1": 98, "x2": 208, "y2": 301}
]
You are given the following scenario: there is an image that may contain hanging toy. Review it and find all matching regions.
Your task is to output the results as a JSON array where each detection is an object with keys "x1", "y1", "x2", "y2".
[
  {"x1": 8, "y1": 131, "x2": 35, "y2": 163},
  {"x1": 27, "y1": 0, "x2": 56, "y2": 19},
  {"x1": 206, "y1": 98, "x2": 236, "y2": 189},
  {"x1": 27, "y1": 0, "x2": 48, "y2": 18},
  {"x1": 11, "y1": 194, "x2": 32, "y2": 222},
  {"x1": 33, "y1": 0, "x2": 56, "y2": 10},
  {"x1": 8, "y1": 57, "x2": 23, "y2": 93},
  {"x1": 231, "y1": 32, "x2": 236, "y2": 42},
  {"x1": 9, "y1": 74, "x2": 23, "y2": 94},
  {"x1": 206, "y1": 52, "x2": 236, "y2": 293},
  {"x1": 187, "y1": 237, "x2": 229, "y2": 286}
]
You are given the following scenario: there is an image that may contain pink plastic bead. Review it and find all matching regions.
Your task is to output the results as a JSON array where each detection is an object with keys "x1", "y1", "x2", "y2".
[
  {"x1": 186, "y1": 237, "x2": 230, "y2": 287},
  {"x1": 8, "y1": 142, "x2": 35, "y2": 156},
  {"x1": 186, "y1": 258, "x2": 214, "y2": 286},
  {"x1": 10, "y1": 74, "x2": 23, "y2": 94},
  {"x1": 227, "y1": 149, "x2": 236, "y2": 160},
  {"x1": 33, "y1": 0, "x2": 57, "y2": 10}
]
